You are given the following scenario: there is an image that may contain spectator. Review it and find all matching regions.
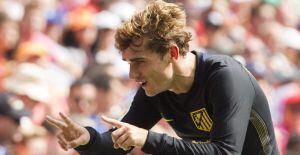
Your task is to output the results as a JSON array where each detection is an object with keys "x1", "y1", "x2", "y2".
[
  {"x1": 0, "y1": 93, "x2": 26, "y2": 154},
  {"x1": 84, "y1": 65, "x2": 127, "y2": 119},
  {"x1": 67, "y1": 78, "x2": 108, "y2": 133},
  {"x1": 277, "y1": 93, "x2": 300, "y2": 154},
  {"x1": 286, "y1": 133, "x2": 300, "y2": 155}
]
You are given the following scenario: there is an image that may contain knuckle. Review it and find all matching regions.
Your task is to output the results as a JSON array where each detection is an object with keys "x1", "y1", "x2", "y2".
[
  {"x1": 70, "y1": 142, "x2": 76, "y2": 148},
  {"x1": 124, "y1": 126, "x2": 129, "y2": 131},
  {"x1": 115, "y1": 138, "x2": 121, "y2": 143},
  {"x1": 111, "y1": 132, "x2": 117, "y2": 137},
  {"x1": 127, "y1": 136, "x2": 133, "y2": 142},
  {"x1": 58, "y1": 141, "x2": 66, "y2": 148}
]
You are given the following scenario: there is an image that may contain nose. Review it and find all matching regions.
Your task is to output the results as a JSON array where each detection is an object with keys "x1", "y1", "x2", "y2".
[{"x1": 129, "y1": 64, "x2": 138, "y2": 80}]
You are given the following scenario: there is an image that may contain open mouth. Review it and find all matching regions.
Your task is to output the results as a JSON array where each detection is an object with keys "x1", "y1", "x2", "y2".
[
  {"x1": 138, "y1": 81, "x2": 147, "y2": 88},
  {"x1": 141, "y1": 81, "x2": 147, "y2": 87}
]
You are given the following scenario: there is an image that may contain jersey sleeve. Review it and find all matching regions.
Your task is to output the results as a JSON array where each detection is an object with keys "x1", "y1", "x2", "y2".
[
  {"x1": 121, "y1": 88, "x2": 162, "y2": 128},
  {"x1": 75, "y1": 88, "x2": 162, "y2": 154},
  {"x1": 141, "y1": 66, "x2": 256, "y2": 155}
]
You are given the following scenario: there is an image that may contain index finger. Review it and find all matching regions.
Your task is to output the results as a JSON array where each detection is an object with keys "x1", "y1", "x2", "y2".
[
  {"x1": 59, "y1": 112, "x2": 75, "y2": 127},
  {"x1": 46, "y1": 115, "x2": 67, "y2": 130},
  {"x1": 101, "y1": 116, "x2": 124, "y2": 128}
]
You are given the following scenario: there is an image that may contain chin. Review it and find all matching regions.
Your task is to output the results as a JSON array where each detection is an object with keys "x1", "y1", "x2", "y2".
[
  {"x1": 145, "y1": 93, "x2": 157, "y2": 97},
  {"x1": 145, "y1": 90, "x2": 155, "y2": 97},
  {"x1": 144, "y1": 88, "x2": 162, "y2": 97}
]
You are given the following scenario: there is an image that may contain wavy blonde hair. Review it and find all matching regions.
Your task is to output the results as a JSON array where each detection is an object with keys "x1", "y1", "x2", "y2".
[{"x1": 115, "y1": 0, "x2": 192, "y2": 57}]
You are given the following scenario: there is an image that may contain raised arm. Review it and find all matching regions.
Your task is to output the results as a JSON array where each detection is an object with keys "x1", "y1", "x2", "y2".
[{"x1": 47, "y1": 88, "x2": 162, "y2": 155}]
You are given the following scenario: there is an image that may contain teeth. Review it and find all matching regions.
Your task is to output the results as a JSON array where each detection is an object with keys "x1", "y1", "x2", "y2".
[
  {"x1": 137, "y1": 82, "x2": 144, "y2": 85},
  {"x1": 137, "y1": 80, "x2": 146, "y2": 83}
]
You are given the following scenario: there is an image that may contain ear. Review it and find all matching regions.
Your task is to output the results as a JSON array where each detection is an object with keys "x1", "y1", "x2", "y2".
[{"x1": 169, "y1": 44, "x2": 179, "y2": 60}]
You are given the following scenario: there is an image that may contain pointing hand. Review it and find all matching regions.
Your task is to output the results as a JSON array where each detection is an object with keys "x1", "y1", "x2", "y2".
[
  {"x1": 46, "y1": 112, "x2": 90, "y2": 151},
  {"x1": 101, "y1": 116, "x2": 148, "y2": 151}
]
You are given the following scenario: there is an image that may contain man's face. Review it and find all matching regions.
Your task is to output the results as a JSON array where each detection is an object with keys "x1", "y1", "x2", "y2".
[
  {"x1": 122, "y1": 38, "x2": 173, "y2": 96},
  {"x1": 68, "y1": 84, "x2": 98, "y2": 115}
]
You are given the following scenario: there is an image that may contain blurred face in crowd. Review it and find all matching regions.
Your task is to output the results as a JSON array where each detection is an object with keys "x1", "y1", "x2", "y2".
[
  {"x1": 97, "y1": 29, "x2": 115, "y2": 50},
  {"x1": 0, "y1": 116, "x2": 18, "y2": 144},
  {"x1": 96, "y1": 78, "x2": 124, "y2": 113},
  {"x1": 74, "y1": 27, "x2": 97, "y2": 48},
  {"x1": 122, "y1": 38, "x2": 173, "y2": 96},
  {"x1": 23, "y1": 8, "x2": 46, "y2": 33},
  {"x1": 284, "y1": 104, "x2": 300, "y2": 133},
  {"x1": 68, "y1": 83, "x2": 97, "y2": 115},
  {"x1": 0, "y1": 19, "x2": 20, "y2": 54}
]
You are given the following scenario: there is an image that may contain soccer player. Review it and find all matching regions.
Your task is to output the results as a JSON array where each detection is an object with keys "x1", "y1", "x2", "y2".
[{"x1": 46, "y1": 0, "x2": 279, "y2": 154}]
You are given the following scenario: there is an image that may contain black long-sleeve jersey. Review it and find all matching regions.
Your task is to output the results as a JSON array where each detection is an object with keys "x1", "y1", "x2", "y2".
[{"x1": 75, "y1": 51, "x2": 279, "y2": 155}]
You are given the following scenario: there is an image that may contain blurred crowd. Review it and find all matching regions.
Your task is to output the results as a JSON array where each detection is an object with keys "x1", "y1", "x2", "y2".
[{"x1": 0, "y1": 0, "x2": 300, "y2": 154}]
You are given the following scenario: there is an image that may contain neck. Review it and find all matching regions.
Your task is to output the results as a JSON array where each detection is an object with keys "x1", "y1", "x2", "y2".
[{"x1": 169, "y1": 52, "x2": 196, "y2": 94}]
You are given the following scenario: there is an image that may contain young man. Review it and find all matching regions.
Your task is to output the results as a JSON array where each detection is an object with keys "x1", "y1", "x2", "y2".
[{"x1": 46, "y1": 0, "x2": 279, "y2": 154}]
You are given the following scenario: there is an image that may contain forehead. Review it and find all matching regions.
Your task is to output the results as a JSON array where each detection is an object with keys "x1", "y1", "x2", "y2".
[{"x1": 122, "y1": 37, "x2": 152, "y2": 61}]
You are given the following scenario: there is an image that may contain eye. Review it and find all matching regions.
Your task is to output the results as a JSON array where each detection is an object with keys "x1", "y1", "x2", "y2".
[
  {"x1": 136, "y1": 60, "x2": 145, "y2": 64},
  {"x1": 133, "y1": 60, "x2": 145, "y2": 65}
]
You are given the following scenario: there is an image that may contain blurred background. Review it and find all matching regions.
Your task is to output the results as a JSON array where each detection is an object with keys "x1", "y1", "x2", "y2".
[{"x1": 0, "y1": 0, "x2": 300, "y2": 154}]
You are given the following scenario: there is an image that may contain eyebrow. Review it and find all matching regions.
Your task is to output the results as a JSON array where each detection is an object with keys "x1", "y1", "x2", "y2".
[
  {"x1": 128, "y1": 45, "x2": 141, "y2": 52},
  {"x1": 122, "y1": 57, "x2": 145, "y2": 62}
]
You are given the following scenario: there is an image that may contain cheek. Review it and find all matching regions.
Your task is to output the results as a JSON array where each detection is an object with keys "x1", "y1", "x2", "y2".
[
  {"x1": 136, "y1": 63, "x2": 149, "y2": 77},
  {"x1": 149, "y1": 68, "x2": 172, "y2": 89},
  {"x1": 153, "y1": 64, "x2": 173, "y2": 80}
]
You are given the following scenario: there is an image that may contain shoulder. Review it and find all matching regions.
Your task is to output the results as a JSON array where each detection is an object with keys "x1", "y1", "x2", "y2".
[
  {"x1": 205, "y1": 54, "x2": 238, "y2": 68},
  {"x1": 193, "y1": 50, "x2": 239, "y2": 68}
]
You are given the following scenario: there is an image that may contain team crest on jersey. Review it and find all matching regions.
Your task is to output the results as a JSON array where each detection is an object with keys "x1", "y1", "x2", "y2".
[{"x1": 190, "y1": 108, "x2": 213, "y2": 132}]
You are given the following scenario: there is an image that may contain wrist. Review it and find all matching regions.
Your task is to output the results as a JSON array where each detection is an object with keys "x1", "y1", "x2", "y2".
[
  {"x1": 139, "y1": 129, "x2": 149, "y2": 148},
  {"x1": 82, "y1": 127, "x2": 91, "y2": 145}
]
